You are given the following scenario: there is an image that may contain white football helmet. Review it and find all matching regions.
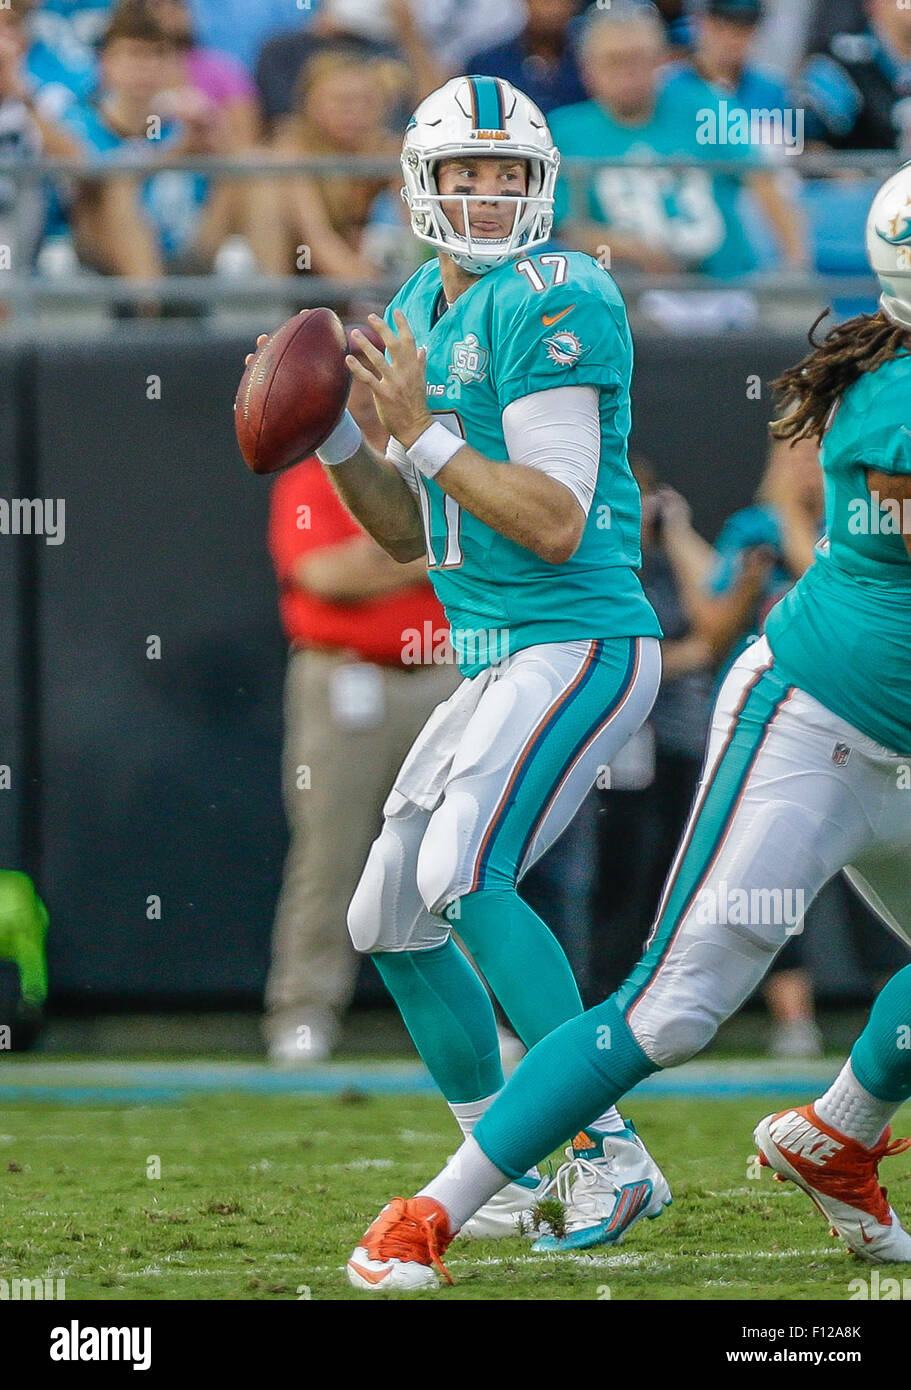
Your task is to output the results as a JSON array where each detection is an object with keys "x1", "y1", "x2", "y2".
[
  {"x1": 401, "y1": 75, "x2": 560, "y2": 276},
  {"x1": 866, "y1": 163, "x2": 911, "y2": 329}
]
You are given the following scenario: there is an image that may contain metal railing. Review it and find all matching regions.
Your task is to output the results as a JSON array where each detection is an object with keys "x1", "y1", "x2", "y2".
[{"x1": 0, "y1": 150, "x2": 895, "y2": 317}]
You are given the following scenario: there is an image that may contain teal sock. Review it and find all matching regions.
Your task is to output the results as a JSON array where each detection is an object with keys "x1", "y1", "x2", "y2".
[
  {"x1": 454, "y1": 887, "x2": 584, "y2": 1048},
  {"x1": 373, "y1": 940, "x2": 503, "y2": 1103},
  {"x1": 475, "y1": 996, "x2": 658, "y2": 1179},
  {"x1": 851, "y1": 964, "x2": 911, "y2": 1104}
]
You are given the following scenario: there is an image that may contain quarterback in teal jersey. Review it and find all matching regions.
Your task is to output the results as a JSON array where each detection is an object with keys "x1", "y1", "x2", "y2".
[
  {"x1": 347, "y1": 166, "x2": 911, "y2": 1289},
  {"x1": 378, "y1": 247, "x2": 659, "y2": 673},
  {"x1": 294, "y1": 72, "x2": 674, "y2": 1279}
]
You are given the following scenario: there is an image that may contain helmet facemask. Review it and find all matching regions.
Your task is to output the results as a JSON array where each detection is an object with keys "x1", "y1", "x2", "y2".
[{"x1": 401, "y1": 142, "x2": 559, "y2": 276}]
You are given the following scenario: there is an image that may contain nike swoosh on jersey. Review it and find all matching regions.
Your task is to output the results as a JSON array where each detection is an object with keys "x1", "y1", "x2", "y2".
[{"x1": 541, "y1": 304, "x2": 576, "y2": 327}]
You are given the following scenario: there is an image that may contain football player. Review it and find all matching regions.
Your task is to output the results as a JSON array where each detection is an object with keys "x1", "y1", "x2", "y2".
[
  {"x1": 346, "y1": 164, "x2": 911, "y2": 1288},
  {"x1": 309, "y1": 73, "x2": 672, "y2": 1252}
]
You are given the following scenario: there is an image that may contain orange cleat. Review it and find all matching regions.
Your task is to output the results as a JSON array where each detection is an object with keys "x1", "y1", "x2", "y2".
[
  {"x1": 347, "y1": 1197, "x2": 456, "y2": 1292},
  {"x1": 754, "y1": 1103, "x2": 911, "y2": 1263}
]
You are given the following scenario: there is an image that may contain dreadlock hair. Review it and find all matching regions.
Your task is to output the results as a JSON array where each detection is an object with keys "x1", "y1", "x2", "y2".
[{"x1": 771, "y1": 308, "x2": 911, "y2": 446}]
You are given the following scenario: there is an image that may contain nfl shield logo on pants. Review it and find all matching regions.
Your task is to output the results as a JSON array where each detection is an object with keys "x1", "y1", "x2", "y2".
[{"x1": 832, "y1": 742, "x2": 851, "y2": 767}]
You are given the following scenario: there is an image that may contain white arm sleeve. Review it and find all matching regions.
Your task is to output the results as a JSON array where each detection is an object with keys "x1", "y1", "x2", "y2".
[{"x1": 501, "y1": 386, "x2": 601, "y2": 516}]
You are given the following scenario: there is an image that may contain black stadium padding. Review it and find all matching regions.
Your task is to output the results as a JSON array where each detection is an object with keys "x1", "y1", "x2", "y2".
[
  {"x1": 0, "y1": 322, "x2": 864, "y2": 1006},
  {"x1": 32, "y1": 331, "x2": 287, "y2": 1001},
  {"x1": 0, "y1": 341, "x2": 25, "y2": 871},
  {"x1": 630, "y1": 330, "x2": 810, "y2": 538}
]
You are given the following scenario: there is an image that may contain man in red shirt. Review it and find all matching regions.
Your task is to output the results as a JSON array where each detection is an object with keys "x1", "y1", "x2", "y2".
[{"x1": 264, "y1": 360, "x2": 459, "y2": 1063}]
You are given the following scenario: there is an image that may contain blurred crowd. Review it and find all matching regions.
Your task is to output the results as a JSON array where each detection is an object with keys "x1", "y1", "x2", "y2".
[{"x1": 0, "y1": 0, "x2": 909, "y2": 309}]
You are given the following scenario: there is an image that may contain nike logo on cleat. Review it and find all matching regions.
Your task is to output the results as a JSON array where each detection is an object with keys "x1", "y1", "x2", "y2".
[{"x1": 768, "y1": 1111, "x2": 845, "y2": 1166}]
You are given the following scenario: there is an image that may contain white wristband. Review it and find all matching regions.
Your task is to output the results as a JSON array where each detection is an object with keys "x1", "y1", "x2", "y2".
[
  {"x1": 406, "y1": 421, "x2": 465, "y2": 478},
  {"x1": 316, "y1": 410, "x2": 362, "y2": 466}
]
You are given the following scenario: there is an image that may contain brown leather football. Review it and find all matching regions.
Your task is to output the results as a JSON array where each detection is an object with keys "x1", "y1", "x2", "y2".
[{"x1": 234, "y1": 308, "x2": 352, "y2": 474}]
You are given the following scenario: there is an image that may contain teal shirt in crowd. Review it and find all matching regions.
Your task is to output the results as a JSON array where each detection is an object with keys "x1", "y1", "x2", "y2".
[{"x1": 548, "y1": 77, "x2": 760, "y2": 279}]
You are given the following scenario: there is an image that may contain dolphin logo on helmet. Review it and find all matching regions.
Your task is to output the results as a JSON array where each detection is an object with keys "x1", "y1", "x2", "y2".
[
  {"x1": 867, "y1": 163, "x2": 911, "y2": 328},
  {"x1": 400, "y1": 75, "x2": 560, "y2": 277}
]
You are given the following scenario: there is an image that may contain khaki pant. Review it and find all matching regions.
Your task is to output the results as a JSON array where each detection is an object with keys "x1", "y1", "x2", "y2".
[{"x1": 263, "y1": 646, "x2": 461, "y2": 1045}]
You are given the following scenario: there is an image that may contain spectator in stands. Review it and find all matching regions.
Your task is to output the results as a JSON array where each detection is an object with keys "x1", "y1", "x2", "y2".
[
  {"x1": 21, "y1": 0, "x2": 109, "y2": 114},
  {"x1": 800, "y1": 0, "x2": 911, "y2": 153},
  {"x1": 666, "y1": 1, "x2": 808, "y2": 269},
  {"x1": 805, "y1": 0, "x2": 867, "y2": 63},
  {"x1": 184, "y1": 0, "x2": 307, "y2": 75},
  {"x1": 0, "y1": 0, "x2": 82, "y2": 286},
  {"x1": 255, "y1": 0, "x2": 529, "y2": 131},
  {"x1": 253, "y1": 49, "x2": 407, "y2": 285},
  {"x1": 465, "y1": 0, "x2": 587, "y2": 115},
  {"x1": 31, "y1": 0, "x2": 112, "y2": 51},
  {"x1": 549, "y1": 1, "x2": 804, "y2": 276},
  {"x1": 255, "y1": 0, "x2": 446, "y2": 137},
  {"x1": 415, "y1": 0, "x2": 528, "y2": 76},
  {"x1": 706, "y1": 431, "x2": 823, "y2": 665},
  {"x1": 675, "y1": 0, "x2": 792, "y2": 119},
  {"x1": 263, "y1": 332, "x2": 460, "y2": 1065},
  {"x1": 654, "y1": 0, "x2": 690, "y2": 48},
  {"x1": 144, "y1": 0, "x2": 259, "y2": 147},
  {"x1": 593, "y1": 462, "x2": 719, "y2": 999},
  {"x1": 62, "y1": 3, "x2": 254, "y2": 289}
]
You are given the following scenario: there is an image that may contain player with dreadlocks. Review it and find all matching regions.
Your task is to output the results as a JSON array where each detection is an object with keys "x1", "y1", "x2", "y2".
[{"x1": 348, "y1": 165, "x2": 911, "y2": 1288}]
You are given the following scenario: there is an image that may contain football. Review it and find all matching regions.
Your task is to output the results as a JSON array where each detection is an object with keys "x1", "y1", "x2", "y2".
[{"x1": 234, "y1": 307, "x2": 352, "y2": 474}]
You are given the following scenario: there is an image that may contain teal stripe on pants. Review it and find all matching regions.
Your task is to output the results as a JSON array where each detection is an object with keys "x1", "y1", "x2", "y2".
[
  {"x1": 474, "y1": 638, "x2": 637, "y2": 893},
  {"x1": 617, "y1": 661, "x2": 793, "y2": 1016}
]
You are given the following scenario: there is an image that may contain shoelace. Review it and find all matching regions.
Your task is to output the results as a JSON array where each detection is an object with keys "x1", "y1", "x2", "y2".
[
  {"x1": 366, "y1": 1202, "x2": 454, "y2": 1285},
  {"x1": 875, "y1": 1134, "x2": 911, "y2": 1160},
  {"x1": 550, "y1": 1155, "x2": 621, "y2": 1231},
  {"x1": 871, "y1": 1133, "x2": 911, "y2": 1210}
]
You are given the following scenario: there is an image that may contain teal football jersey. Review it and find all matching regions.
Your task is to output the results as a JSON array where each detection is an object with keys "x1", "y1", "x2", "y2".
[
  {"x1": 765, "y1": 353, "x2": 911, "y2": 754},
  {"x1": 384, "y1": 250, "x2": 662, "y2": 675}
]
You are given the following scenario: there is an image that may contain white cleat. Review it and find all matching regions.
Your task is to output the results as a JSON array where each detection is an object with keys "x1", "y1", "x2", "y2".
[
  {"x1": 460, "y1": 1169, "x2": 552, "y2": 1239},
  {"x1": 754, "y1": 1104, "x2": 911, "y2": 1264},
  {"x1": 532, "y1": 1121, "x2": 672, "y2": 1252},
  {"x1": 346, "y1": 1197, "x2": 455, "y2": 1292}
]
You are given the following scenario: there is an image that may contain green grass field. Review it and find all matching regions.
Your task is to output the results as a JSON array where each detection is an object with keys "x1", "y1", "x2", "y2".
[{"x1": 3, "y1": 1084, "x2": 911, "y2": 1301}]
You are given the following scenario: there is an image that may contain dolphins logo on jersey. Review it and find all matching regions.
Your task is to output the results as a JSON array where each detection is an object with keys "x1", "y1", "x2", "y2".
[{"x1": 544, "y1": 329, "x2": 583, "y2": 366}]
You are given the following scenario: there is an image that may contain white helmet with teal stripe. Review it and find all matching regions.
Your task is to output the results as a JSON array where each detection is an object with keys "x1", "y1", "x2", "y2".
[
  {"x1": 866, "y1": 163, "x2": 911, "y2": 330},
  {"x1": 400, "y1": 74, "x2": 560, "y2": 276}
]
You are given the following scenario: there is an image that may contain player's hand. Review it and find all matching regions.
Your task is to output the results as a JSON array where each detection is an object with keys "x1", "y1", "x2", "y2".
[
  {"x1": 740, "y1": 544, "x2": 777, "y2": 589},
  {"x1": 0, "y1": 29, "x2": 28, "y2": 100},
  {"x1": 244, "y1": 334, "x2": 268, "y2": 366},
  {"x1": 763, "y1": 442, "x2": 816, "y2": 514},
  {"x1": 655, "y1": 486, "x2": 692, "y2": 534},
  {"x1": 346, "y1": 310, "x2": 433, "y2": 450}
]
